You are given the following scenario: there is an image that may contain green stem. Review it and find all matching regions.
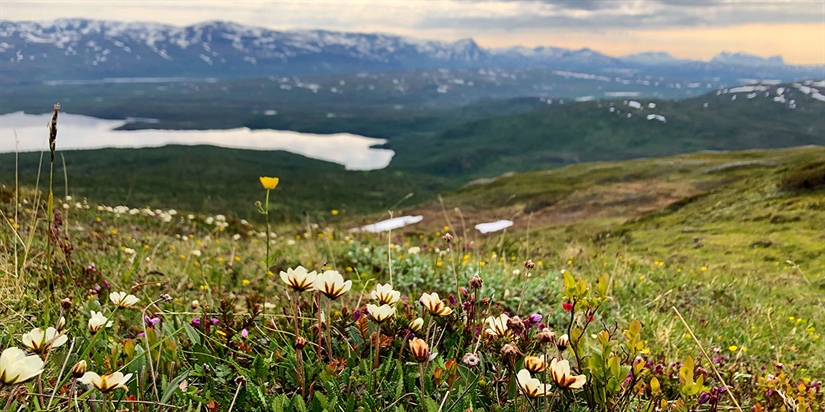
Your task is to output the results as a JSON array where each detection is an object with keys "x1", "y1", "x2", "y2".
[{"x1": 264, "y1": 189, "x2": 271, "y2": 314}]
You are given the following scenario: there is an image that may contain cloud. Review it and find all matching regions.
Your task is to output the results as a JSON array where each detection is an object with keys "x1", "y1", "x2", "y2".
[{"x1": 418, "y1": 0, "x2": 822, "y2": 31}]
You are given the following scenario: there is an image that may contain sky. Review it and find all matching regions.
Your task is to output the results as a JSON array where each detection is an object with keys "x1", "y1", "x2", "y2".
[{"x1": 2, "y1": 0, "x2": 824, "y2": 65}]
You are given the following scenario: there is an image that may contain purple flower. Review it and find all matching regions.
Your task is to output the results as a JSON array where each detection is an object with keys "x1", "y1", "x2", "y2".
[
  {"x1": 528, "y1": 313, "x2": 542, "y2": 323},
  {"x1": 211, "y1": 317, "x2": 219, "y2": 325},
  {"x1": 137, "y1": 332, "x2": 146, "y2": 338},
  {"x1": 144, "y1": 316, "x2": 161, "y2": 327},
  {"x1": 102, "y1": 280, "x2": 111, "y2": 289},
  {"x1": 448, "y1": 294, "x2": 456, "y2": 305},
  {"x1": 241, "y1": 328, "x2": 248, "y2": 338},
  {"x1": 765, "y1": 389, "x2": 774, "y2": 397},
  {"x1": 353, "y1": 308, "x2": 361, "y2": 321},
  {"x1": 698, "y1": 392, "x2": 711, "y2": 405},
  {"x1": 191, "y1": 318, "x2": 201, "y2": 327}
]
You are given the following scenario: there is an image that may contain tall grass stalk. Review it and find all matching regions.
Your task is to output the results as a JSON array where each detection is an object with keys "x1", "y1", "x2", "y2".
[{"x1": 45, "y1": 104, "x2": 59, "y2": 296}]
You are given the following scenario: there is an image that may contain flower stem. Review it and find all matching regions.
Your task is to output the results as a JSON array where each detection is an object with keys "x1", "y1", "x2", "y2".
[
  {"x1": 264, "y1": 189, "x2": 271, "y2": 315},
  {"x1": 419, "y1": 362, "x2": 427, "y2": 412},
  {"x1": 373, "y1": 324, "x2": 381, "y2": 371}
]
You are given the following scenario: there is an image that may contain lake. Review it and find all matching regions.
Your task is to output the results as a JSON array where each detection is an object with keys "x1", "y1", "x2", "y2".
[{"x1": 0, "y1": 112, "x2": 394, "y2": 170}]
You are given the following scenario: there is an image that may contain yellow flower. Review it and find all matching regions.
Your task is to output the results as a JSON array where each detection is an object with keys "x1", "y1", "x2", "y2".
[
  {"x1": 728, "y1": 345, "x2": 738, "y2": 352},
  {"x1": 331, "y1": 209, "x2": 339, "y2": 216},
  {"x1": 259, "y1": 176, "x2": 280, "y2": 190},
  {"x1": 242, "y1": 279, "x2": 250, "y2": 285}
]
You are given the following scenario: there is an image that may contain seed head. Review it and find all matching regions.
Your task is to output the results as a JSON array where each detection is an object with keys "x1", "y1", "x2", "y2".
[
  {"x1": 524, "y1": 260, "x2": 536, "y2": 270},
  {"x1": 469, "y1": 273, "x2": 483, "y2": 290},
  {"x1": 442, "y1": 233, "x2": 454, "y2": 243}
]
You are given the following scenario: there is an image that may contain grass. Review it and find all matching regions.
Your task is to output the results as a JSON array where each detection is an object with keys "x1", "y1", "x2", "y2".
[{"x1": 1, "y1": 145, "x2": 823, "y2": 411}]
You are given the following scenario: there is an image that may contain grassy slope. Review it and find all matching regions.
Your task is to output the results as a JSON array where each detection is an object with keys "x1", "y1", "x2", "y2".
[{"x1": 408, "y1": 146, "x2": 825, "y2": 372}]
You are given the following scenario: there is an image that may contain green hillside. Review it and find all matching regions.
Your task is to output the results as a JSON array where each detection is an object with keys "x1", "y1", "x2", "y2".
[{"x1": 389, "y1": 83, "x2": 825, "y2": 177}]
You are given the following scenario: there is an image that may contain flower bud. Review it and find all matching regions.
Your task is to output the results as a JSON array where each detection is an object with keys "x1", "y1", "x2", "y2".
[
  {"x1": 56, "y1": 316, "x2": 66, "y2": 332},
  {"x1": 501, "y1": 343, "x2": 521, "y2": 358},
  {"x1": 462, "y1": 352, "x2": 480, "y2": 367},
  {"x1": 409, "y1": 338, "x2": 430, "y2": 362},
  {"x1": 556, "y1": 334, "x2": 570, "y2": 352},
  {"x1": 71, "y1": 360, "x2": 87, "y2": 378},
  {"x1": 442, "y1": 233, "x2": 454, "y2": 243},
  {"x1": 295, "y1": 336, "x2": 307, "y2": 350},
  {"x1": 410, "y1": 317, "x2": 425, "y2": 334},
  {"x1": 60, "y1": 298, "x2": 72, "y2": 310},
  {"x1": 524, "y1": 259, "x2": 536, "y2": 270}
]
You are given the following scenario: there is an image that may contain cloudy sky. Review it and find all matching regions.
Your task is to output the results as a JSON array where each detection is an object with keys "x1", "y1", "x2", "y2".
[{"x1": 3, "y1": 0, "x2": 824, "y2": 65}]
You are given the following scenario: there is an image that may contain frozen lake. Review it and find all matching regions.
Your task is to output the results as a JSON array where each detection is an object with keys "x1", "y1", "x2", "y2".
[{"x1": 0, "y1": 112, "x2": 394, "y2": 170}]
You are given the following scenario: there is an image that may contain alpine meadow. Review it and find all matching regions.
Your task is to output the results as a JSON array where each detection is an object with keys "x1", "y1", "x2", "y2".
[{"x1": 1, "y1": 6, "x2": 824, "y2": 412}]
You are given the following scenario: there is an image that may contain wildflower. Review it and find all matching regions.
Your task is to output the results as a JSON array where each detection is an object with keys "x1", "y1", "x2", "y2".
[
  {"x1": 71, "y1": 360, "x2": 87, "y2": 378},
  {"x1": 410, "y1": 317, "x2": 425, "y2": 333},
  {"x1": 462, "y1": 353, "x2": 480, "y2": 367},
  {"x1": 366, "y1": 304, "x2": 395, "y2": 323},
  {"x1": 259, "y1": 176, "x2": 280, "y2": 190},
  {"x1": 80, "y1": 371, "x2": 133, "y2": 393},
  {"x1": 313, "y1": 270, "x2": 352, "y2": 300},
  {"x1": 22, "y1": 327, "x2": 68, "y2": 354},
  {"x1": 556, "y1": 334, "x2": 570, "y2": 352},
  {"x1": 524, "y1": 260, "x2": 536, "y2": 270},
  {"x1": 409, "y1": 338, "x2": 430, "y2": 362},
  {"x1": 524, "y1": 355, "x2": 547, "y2": 373},
  {"x1": 88, "y1": 311, "x2": 112, "y2": 334},
  {"x1": 279, "y1": 266, "x2": 317, "y2": 293},
  {"x1": 507, "y1": 316, "x2": 525, "y2": 335},
  {"x1": 331, "y1": 209, "x2": 339, "y2": 216},
  {"x1": 144, "y1": 316, "x2": 161, "y2": 327},
  {"x1": 191, "y1": 250, "x2": 202, "y2": 257},
  {"x1": 56, "y1": 316, "x2": 66, "y2": 332},
  {"x1": 536, "y1": 328, "x2": 556, "y2": 344},
  {"x1": 0, "y1": 347, "x2": 45, "y2": 385},
  {"x1": 484, "y1": 314, "x2": 510, "y2": 337},
  {"x1": 469, "y1": 273, "x2": 483, "y2": 290},
  {"x1": 501, "y1": 343, "x2": 522, "y2": 358},
  {"x1": 516, "y1": 369, "x2": 552, "y2": 398},
  {"x1": 109, "y1": 291, "x2": 140, "y2": 308},
  {"x1": 370, "y1": 283, "x2": 401, "y2": 306},
  {"x1": 549, "y1": 358, "x2": 586, "y2": 389},
  {"x1": 408, "y1": 246, "x2": 421, "y2": 255},
  {"x1": 420, "y1": 292, "x2": 453, "y2": 316},
  {"x1": 442, "y1": 233, "x2": 453, "y2": 243}
]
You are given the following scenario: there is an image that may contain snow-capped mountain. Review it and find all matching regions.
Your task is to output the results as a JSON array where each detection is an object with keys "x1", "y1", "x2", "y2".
[
  {"x1": 0, "y1": 19, "x2": 821, "y2": 84},
  {"x1": 711, "y1": 52, "x2": 785, "y2": 67}
]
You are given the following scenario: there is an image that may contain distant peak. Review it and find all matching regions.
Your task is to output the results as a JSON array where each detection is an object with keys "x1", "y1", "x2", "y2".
[{"x1": 712, "y1": 52, "x2": 784, "y2": 65}]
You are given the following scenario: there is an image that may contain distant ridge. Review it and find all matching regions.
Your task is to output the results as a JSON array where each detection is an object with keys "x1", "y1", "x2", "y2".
[{"x1": 0, "y1": 19, "x2": 822, "y2": 83}]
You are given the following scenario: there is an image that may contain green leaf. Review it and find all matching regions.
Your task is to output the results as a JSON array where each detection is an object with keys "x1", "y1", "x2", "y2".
[
  {"x1": 160, "y1": 370, "x2": 190, "y2": 404},
  {"x1": 183, "y1": 323, "x2": 201, "y2": 346}
]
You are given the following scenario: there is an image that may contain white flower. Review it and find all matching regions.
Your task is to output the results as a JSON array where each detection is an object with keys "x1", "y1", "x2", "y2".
[
  {"x1": 410, "y1": 317, "x2": 425, "y2": 333},
  {"x1": 313, "y1": 270, "x2": 352, "y2": 300},
  {"x1": 187, "y1": 214, "x2": 195, "y2": 220},
  {"x1": 22, "y1": 327, "x2": 68, "y2": 354},
  {"x1": 80, "y1": 371, "x2": 133, "y2": 393},
  {"x1": 549, "y1": 358, "x2": 587, "y2": 389},
  {"x1": 88, "y1": 311, "x2": 112, "y2": 334},
  {"x1": 280, "y1": 266, "x2": 317, "y2": 292},
  {"x1": 370, "y1": 284, "x2": 400, "y2": 306},
  {"x1": 215, "y1": 214, "x2": 226, "y2": 222},
  {"x1": 484, "y1": 314, "x2": 510, "y2": 337},
  {"x1": 191, "y1": 250, "x2": 202, "y2": 257},
  {"x1": 109, "y1": 291, "x2": 139, "y2": 308},
  {"x1": 419, "y1": 292, "x2": 453, "y2": 316},
  {"x1": 167, "y1": 209, "x2": 177, "y2": 215},
  {"x1": 122, "y1": 248, "x2": 136, "y2": 255},
  {"x1": 407, "y1": 246, "x2": 421, "y2": 255},
  {"x1": 205, "y1": 217, "x2": 214, "y2": 225},
  {"x1": 516, "y1": 369, "x2": 553, "y2": 398},
  {"x1": 0, "y1": 347, "x2": 44, "y2": 385},
  {"x1": 366, "y1": 304, "x2": 395, "y2": 323},
  {"x1": 232, "y1": 234, "x2": 241, "y2": 241}
]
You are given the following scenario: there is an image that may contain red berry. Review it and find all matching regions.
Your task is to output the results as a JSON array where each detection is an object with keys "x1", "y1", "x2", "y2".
[{"x1": 562, "y1": 301, "x2": 574, "y2": 312}]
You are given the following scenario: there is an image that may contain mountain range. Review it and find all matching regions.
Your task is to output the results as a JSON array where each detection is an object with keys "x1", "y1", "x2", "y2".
[{"x1": 1, "y1": 19, "x2": 822, "y2": 84}]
